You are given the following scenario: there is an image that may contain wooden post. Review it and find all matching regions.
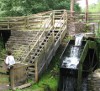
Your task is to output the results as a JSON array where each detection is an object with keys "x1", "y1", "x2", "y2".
[
  {"x1": 77, "y1": 63, "x2": 82, "y2": 91},
  {"x1": 51, "y1": 11, "x2": 54, "y2": 29},
  {"x1": 10, "y1": 67, "x2": 15, "y2": 90},
  {"x1": 35, "y1": 60, "x2": 38, "y2": 82},
  {"x1": 51, "y1": 11, "x2": 55, "y2": 44},
  {"x1": 64, "y1": 10, "x2": 67, "y2": 28},
  {"x1": 77, "y1": 41, "x2": 89, "y2": 91},
  {"x1": 25, "y1": 16, "x2": 28, "y2": 29},
  {"x1": 70, "y1": 0, "x2": 74, "y2": 17},
  {"x1": 85, "y1": 0, "x2": 88, "y2": 22},
  {"x1": 98, "y1": 22, "x2": 100, "y2": 34}
]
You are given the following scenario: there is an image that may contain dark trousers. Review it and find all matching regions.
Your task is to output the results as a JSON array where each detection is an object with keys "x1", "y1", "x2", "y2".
[{"x1": 7, "y1": 66, "x2": 13, "y2": 86}]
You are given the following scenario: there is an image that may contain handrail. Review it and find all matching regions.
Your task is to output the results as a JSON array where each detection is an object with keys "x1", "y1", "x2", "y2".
[
  {"x1": 21, "y1": 13, "x2": 53, "y2": 63},
  {"x1": 74, "y1": 13, "x2": 100, "y2": 22},
  {"x1": 0, "y1": 10, "x2": 67, "y2": 30},
  {"x1": 53, "y1": 10, "x2": 67, "y2": 39},
  {"x1": 0, "y1": 11, "x2": 53, "y2": 30},
  {"x1": 21, "y1": 10, "x2": 67, "y2": 63}
]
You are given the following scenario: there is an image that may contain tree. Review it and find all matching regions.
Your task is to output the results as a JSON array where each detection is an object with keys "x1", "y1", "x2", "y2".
[{"x1": 0, "y1": 0, "x2": 81, "y2": 17}]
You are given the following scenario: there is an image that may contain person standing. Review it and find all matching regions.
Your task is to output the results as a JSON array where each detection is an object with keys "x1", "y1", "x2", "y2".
[
  {"x1": 5, "y1": 51, "x2": 15, "y2": 69},
  {"x1": 5, "y1": 51, "x2": 15, "y2": 86}
]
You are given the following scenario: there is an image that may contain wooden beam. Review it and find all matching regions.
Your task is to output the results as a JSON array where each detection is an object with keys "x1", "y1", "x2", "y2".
[
  {"x1": 70, "y1": 0, "x2": 75, "y2": 17},
  {"x1": 10, "y1": 67, "x2": 15, "y2": 90},
  {"x1": 85, "y1": 0, "x2": 88, "y2": 22}
]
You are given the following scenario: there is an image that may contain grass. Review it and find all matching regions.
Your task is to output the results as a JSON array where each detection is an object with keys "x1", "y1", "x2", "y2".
[
  {"x1": 0, "y1": 38, "x2": 6, "y2": 61},
  {"x1": 7, "y1": 55, "x2": 60, "y2": 91},
  {"x1": 0, "y1": 39, "x2": 8, "y2": 86},
  {"x1": 0, "y1": 74, "x2": 9, "y2": 85},
  {"x1": 19, "y1": 36, "x2": 69, "y2": 91},
  {"x1": 1, "y1": 38, "x2": 55, "y2": 91},
  {"x1": 23, "y1": 54, "x2": 60, "y2": 91}
]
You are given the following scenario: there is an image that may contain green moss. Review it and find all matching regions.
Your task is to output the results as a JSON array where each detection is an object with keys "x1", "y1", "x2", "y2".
[
  {"x1": 26, "y1": 56, "x2": 59, "y2": 91},
  {"x1": 19, "y1": 49, "x2": 60, "y2": 91}
]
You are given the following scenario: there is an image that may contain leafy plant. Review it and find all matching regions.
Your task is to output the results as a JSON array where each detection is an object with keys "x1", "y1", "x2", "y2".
[{"x1": 0, "y1": 0, "x2": 81, "y2": 17}]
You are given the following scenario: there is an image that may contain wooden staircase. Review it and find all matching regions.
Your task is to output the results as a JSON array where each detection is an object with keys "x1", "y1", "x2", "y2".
[
  {"x1": 1, "y1": 10, "x2": 68, "y2": 82},
  {"x1": 27, "y1": 30, "x2": 61, "y2": 78},
  {"x1": 6, "y1": 30, "x2": 43, "y2": 62}
]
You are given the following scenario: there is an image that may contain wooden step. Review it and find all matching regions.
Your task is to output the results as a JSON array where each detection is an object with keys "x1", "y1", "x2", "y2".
[
  {"x1": 28, "y1": 67, "x2": 35, "y2": 71},
  {"x1": 28, "y1": 72, "x2": 35, "y2": 75}
]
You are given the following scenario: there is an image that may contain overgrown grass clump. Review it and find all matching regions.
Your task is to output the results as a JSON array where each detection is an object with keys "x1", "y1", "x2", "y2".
[
  {"x1": 25, "y1": 55, "x2": 60, "y2": 91},
  {"x1": 8, "y1": 55, "x2": 60, "y2": 91}
]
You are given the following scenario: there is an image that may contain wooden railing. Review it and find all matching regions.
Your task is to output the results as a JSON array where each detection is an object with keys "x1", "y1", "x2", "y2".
[
  {"x1": 21, "y1": 15, "x2": 53, "y2": 63},
  {"x1": 74, "y1": 12, "x2": 100, "y2": 22},
  {"x1": 1, "y1": 10, "x2": 68, "y2": 87},
  {"x1": 16, "y1": 10, "x2": 67, "y2": 82},
  {"x1": 0, "y1": 11, "x2": 52, "y2": 30},
  {"x1": 20, "y1": 10, "x2": 67, "y2": 62},
  {"x1": 33, "y1": 10, "x2": 67, "y2": 81}
]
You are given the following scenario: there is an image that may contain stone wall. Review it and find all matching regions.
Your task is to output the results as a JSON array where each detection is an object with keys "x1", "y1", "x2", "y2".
[
  {"x1": 67, "y1": 21, "x2": 96, "y2": 36},
  {"x1": 67, "y1": 21, "x2": 86, "y2": 35},
  {"x1": 88, "y1": 69, "x2": 100, "y2": 91}
]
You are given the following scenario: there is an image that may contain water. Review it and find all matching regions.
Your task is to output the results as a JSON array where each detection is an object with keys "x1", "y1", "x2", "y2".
[
  {"x1": 62, "y1": 34, "x2": 84, "y2": 69},
  {"x1": 61, "y1": 76, "x2": 77, "y2": 91},
  {"x1": 59, "y1": 34, "x2": 88, "y2": 91},
  {"x1": 59, "y1": 76, "x2": 88, "y2": 91},
  {"x1": 75, "y1": 34, "x2": 84, "y2": 46}
]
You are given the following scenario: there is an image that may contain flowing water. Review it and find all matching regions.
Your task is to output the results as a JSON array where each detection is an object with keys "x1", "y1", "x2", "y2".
[
  {"x1": 62, "y1": 34, "x2": 84, "y2": 69},
  {"x1": 59, "y1": 34, "x2": 88, "y2": 91}
]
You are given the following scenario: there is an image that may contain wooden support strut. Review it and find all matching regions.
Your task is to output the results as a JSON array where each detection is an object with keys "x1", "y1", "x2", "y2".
[
  {"x1": 10, "y1": 67, "x2": 15, "y2": 90},
  {"x1": 35, "y1": 59, "x2": 38, "y2": 82},
  {"x1": 77, "y1": 41, "x2": 89, "y2": 91}
]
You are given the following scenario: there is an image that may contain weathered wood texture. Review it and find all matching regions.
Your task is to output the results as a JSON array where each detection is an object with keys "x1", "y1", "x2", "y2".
[
  {"x1": 4, "y1": 10, "x2": 68, "y2": 90},
  {"x1": 26, "y1": 10, "x2": 68, "y2": 82},
  {"x1": 74, "y1": 13, "x2": 100, "y2": 22},
  {"x1": 0, "y1": 11, "x2": 52, "y2": 30},
  {"x1": 10, "y1": 63, "x2": 29, "y2": 90}
]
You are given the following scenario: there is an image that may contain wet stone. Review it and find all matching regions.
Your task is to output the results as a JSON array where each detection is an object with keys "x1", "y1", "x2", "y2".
[{"x1": 88, "y1": 69, "x2": 100, "y2": 91}]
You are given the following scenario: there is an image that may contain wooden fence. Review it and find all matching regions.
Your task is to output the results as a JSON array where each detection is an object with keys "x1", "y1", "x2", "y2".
[
  {"x1": 10, "y1": 63, "x2": 31, "y2": 90},
  {"x1": 74, "y1": 12, "x2": 100, "y2": 22},
  {"x1": 0, "y1": 11, "x2": 53, "y2": 30}
]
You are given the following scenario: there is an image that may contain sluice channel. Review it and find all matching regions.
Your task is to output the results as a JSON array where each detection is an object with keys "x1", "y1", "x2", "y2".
[{"x1": 58, "y1": 34, "x2": 99, "y2": 91}]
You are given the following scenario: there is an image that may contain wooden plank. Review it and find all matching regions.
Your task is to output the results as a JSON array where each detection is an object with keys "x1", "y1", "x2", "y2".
[
  {"x1": 77, "y1": 41, "x2": 89, "y2": 91},
  {"x1": 10, "y1": 67, "x2": 15, "y2": 90},
  {"x1": 14, "y1": 83, "x2": 31, "y2": 90},
  {"x1": 35, "y1": 60, "x2": 38, "y2": 82}
]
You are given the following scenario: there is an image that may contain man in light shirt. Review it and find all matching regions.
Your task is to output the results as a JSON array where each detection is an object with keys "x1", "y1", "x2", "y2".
[
  {"x1": 5, "y1": 51, "x2": 15, "y2": 69},
  {"x1": 5, "y1": 51, "x2": 15, "y2": 86}
]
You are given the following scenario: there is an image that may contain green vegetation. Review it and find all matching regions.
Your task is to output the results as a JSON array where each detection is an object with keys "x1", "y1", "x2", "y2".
[
  {"x1": 7, "y1": 52, "x2": 60, "y2": 91},
  {"x1": 0, "y1": 39, "x2": 9, "y2": 87},
  {"x1": 82, "y1": 0, "x2": 100, "y2": 13},
  {"x1": 0, "y1": 37, "x2": 6, "y2": 61},
  {"x1": 0, "y1": 74, "x2": 9, "y2": 85},
  {"x1": 24, "y1": 53, "x2": 60, "y2": 91},
  {"x1": 0, "y1": 0, "x2": 80, "y2": 17},
  {"x1": 88, "y1": 1, "x2": 100, "y2": 13}
]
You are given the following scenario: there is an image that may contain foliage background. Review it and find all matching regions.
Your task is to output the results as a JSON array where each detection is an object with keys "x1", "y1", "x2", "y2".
[{"x1": 0, "y1": 0, "x2": 80, "y2": 17}]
